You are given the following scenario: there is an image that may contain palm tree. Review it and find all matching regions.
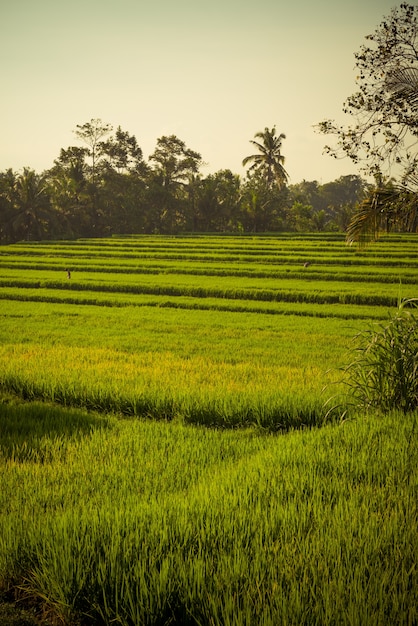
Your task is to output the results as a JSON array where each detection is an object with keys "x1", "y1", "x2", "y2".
[
  {"x1": 346, "y1": 179, "x2": 418, "y2": 245},
  {"x1": 0, "y1": 168, "x2": 64, "y2": 241},
  {"x1": 242, "y1": 126, "x2": 288, "y2": 189}
]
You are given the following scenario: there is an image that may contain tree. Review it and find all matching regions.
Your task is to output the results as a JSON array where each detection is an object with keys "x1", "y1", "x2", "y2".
[
  {"x1": 242, "y1": 126, "x2": 288, "y2": 190},
  {"x1": 320, "y1": 175, "x2": 366, "y2": 231},
  {"x1": 319, "y1": 3, "x2": 418, "y2": 181},
  {"x1": 49, "y1": 147, "x2": 90, "y2": 210},
  {"x1": 318, "y1": 3, "x2": 418, "y2": 242},
  {"x1": 149, "y1": 135, "x2": 202, "y2": 188},
  {"x1": 46, "y1": 146, "x2": 96, "y2": 237},
  {"x1": 74, "y1": 118, "x2": 112, "y2": 184},
  {"x1": 288, "y1": 180, "x2": 326, "y2": 213},
  {"x1": 286, "y1": 176, "x2": 366, "y2": 232},
  {"x1": 0, "y1": 168, "x2": 64, "y2": 241},
  {"x1": 240, "y1": 171, "x2": 288, "y2": 232},
  {"x1": 286, "y1": 201, "x2": 315, "y2": 232},
  {"x1": 148, "y1": 135, "x2": 202, "y2": 232},
  {"x1": 100, "y1": 126, "x2": 147, "y2": 175},
  {"x1": 346, "y1": 176, "x2": 418, "y2": 245},
  {"x1": 195, "y1": 170, "x2": 241, "y2": 232},
  {"x1": 53, "y1": 146, "x2": 89, "y2": 185},
  {"x1": 97, "y1": 127, "x2": 149, "y2": 234},
  {"x1": 320, "y1": 175, "x2": 365, "y2": 208}
]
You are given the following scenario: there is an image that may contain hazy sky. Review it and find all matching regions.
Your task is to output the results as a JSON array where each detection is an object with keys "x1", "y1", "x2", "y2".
[{"x1": 1, "y1": 0, "x2": 399, "y2": 184}]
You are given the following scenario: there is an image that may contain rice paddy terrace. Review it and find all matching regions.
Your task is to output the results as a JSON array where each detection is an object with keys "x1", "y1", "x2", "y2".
[
  {"x1": 0, "y1": 232, "x2": 416, "y2": 428},
  {"x1": 0, "y1": 233, "x2": 417, "y2": 625}
]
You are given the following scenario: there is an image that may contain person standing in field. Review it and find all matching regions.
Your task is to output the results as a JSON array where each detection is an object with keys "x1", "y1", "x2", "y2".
[{"x1": 66, "y1": 268, "x2": 71, "y2": 279}]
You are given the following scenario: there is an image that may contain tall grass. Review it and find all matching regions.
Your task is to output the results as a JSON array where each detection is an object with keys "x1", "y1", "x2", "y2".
[{"x1": 341, "y1": 299, "x2": 418, "y2": 414}]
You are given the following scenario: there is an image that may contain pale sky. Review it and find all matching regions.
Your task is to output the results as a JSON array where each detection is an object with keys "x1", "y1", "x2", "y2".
[{"x1": 1, "y1": 0, "x2": 400, "y2": 184}]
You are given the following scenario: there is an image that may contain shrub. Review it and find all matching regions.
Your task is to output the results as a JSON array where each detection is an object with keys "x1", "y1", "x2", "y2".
[{"x1": 343, "y1": 299, "x2": 418, "y2": 413}]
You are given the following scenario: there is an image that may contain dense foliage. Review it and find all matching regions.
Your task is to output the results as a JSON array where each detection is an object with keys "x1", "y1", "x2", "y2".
[
  {"x1": 319, "y1": 3, "x2": 418, "y2": 243},
  {"x1": 0, "y1": 119, "x2": 366, "y2": 242}
]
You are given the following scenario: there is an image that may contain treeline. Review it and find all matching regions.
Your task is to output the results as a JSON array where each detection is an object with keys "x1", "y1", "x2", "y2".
[{"x1": 0, "y1": 120, "x2": 367, "y2": 243}]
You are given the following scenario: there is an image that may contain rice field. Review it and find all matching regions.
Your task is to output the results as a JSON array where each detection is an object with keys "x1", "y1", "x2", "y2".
[
  {"x1": 0, "y1": 233, "x2": 417, "y2": 625},
  {"x1": 0, "y1": 233, "x2": 416, "y2": 427}
]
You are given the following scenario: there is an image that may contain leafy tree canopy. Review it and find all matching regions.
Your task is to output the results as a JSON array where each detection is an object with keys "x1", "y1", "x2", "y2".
[
  {"x1": 318, "y1": 3, "x2": 418, "y2": 244},
  {"x1": 318, "y1": 3, "x2": 418, "y2": 184},
  {"x1": 0, "y1": 119, "x2": 369, "y2": 241},
  {"x1": 149, "y1": 135, "x2": 202, "y2": 188}
]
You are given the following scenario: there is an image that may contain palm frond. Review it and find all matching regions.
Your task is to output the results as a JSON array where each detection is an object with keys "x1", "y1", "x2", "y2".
[
  {"x1": 346, "y1": 181, "x2": 418, "y2": 246},
  {"x1": 386, "y1": 66, "x2": 418, "y2": 110},
  {"x1": 346, "y1": 185, "x2": 400, "y2": 246}
]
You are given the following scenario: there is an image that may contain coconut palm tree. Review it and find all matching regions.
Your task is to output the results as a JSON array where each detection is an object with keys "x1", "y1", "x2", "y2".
[
  {"x1": 242, "y1": 126, "x2": 288, "y2": 189},
  {"x1": 346, "y1": 179, "x2": 418, "y2": 245},
  {"x1": 0, "y1": 168, "x2": 64, "y2": 241}
]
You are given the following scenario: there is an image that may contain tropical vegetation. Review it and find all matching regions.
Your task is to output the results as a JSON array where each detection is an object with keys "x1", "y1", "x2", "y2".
[
  {"x1": 242, "y1": 126, "x2": 288, "y2": 189},
  {"x1": 1, "y1": 7, "x2": 418, "y2": 246},
  {"x1": 0, "y1": 122, "x2": 366, "y2": 243},
  {"x1": 1, "y1": 3, "x2": 418, "y2": 624},
  {"x1": 319, "y1": 2, "x2": 418, "y2": 243}
]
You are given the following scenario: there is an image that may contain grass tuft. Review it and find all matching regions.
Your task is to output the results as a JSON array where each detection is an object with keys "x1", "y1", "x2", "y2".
[{"x1": 341, "y1": 299, "x2": 418, "y2": 414}]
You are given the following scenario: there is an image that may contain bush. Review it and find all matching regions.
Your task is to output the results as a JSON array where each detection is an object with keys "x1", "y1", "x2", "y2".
[{"x1": 344, "y1": 299, "x2": 418, "y2": 413}]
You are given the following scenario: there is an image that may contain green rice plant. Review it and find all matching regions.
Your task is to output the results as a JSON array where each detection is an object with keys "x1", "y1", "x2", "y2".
[
  {"x1": 0, "y1": 286, "x2": 397, "y2": 319},
  {"x1": 1, "y1": 233, "x2": 416, "y2": 430},
  {"x1": 0, "y1": 298, "x2": 356, "y2": 365},
  {"x1": 1, "y1": 407, "x2": 417, "y2": 625},
  {"x1": 0, "y1": 343, "x2": 331, "y2": 429},
  {"x1": 341, "y1": 299, "x2": 418, "y2": 414},
  {"x1": 2, "y1": 253, "x2": 417, "y2": 284},
  {"x1": 0, "y1": 397, "x2": 109, "y2": 462},
  {"x1": 1, "y1": 269, "x2": 413, "y2": 306}
]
